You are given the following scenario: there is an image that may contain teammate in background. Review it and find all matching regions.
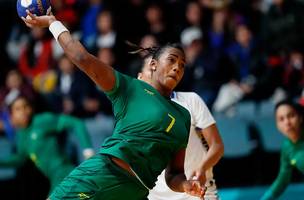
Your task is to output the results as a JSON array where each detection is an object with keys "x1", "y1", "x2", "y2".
[
  {"x1": 23, "y1": 11, "x2": 206, "y2": 199},
  {"x1": 261, "y1": 100, "x2": 304, "y2": 200},
  {"x1": 0, "y1": 96, "x2": 94, "y2": 194},
  {"x1": 138, "y1": 55, "x2": 224, "y2": 200}
]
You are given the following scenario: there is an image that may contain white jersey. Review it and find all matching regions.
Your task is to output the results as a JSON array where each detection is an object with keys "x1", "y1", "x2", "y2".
[{"x1": 148, "y1": 92, "x2": 219, "y2": 200}]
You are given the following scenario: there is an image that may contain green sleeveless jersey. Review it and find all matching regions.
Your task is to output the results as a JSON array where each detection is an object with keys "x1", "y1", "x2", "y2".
[{"x1": 100, "y1": 71, "x2": 191, "y2": 189}]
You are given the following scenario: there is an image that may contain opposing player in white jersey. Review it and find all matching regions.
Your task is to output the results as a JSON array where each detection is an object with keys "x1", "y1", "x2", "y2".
[{"x1": 138, "y1": 55, "x2": 224, "y2": 200}]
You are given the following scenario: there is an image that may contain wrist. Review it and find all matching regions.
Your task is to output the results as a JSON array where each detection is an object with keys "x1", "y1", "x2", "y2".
[
  {"x1": 49, "y1": 20, "x2": 69, "y2": 42},
  {"x1": 48, "y1": 16, "x2": 57, "y2": 27}
]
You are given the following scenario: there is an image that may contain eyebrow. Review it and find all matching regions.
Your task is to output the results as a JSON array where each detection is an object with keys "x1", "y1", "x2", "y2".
[{"x1": 169, "y1": 54, "x2": 186, "y2": 63}]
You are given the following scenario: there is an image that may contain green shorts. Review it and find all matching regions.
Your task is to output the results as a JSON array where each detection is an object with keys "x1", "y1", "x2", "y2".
[{"x1": 49, "y1": 153, "x2": 149, "y2": 200}]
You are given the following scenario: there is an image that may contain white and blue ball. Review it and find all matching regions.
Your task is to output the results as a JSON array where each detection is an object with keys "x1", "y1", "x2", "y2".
[{"x1": 16, "y1": 0, "x2": 51, "y2": 18}]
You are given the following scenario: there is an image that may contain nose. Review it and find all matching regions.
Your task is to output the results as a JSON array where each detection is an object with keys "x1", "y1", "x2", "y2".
[
  {"x1": 172, "y1": 62, "x2": 183, "y2": 74},
  {"x1": 284, "y1": 118, "x2": 291, "y2": 127},
  {"x1": 172, "y1": 65, "x2": 180, "y2": 73}
]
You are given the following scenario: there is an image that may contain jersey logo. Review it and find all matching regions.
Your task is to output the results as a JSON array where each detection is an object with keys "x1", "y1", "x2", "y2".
[
  {"x1": 144, "y1": 88, "x2": 154, "y2": 95},
  {"x1": 30, "y1": 153, "x2": 37, "y2": 163},
  {"x1": 78, "y1": 193, "x2": 91, "y2": 199},
  {"x1": 31, "y1": 132, "x2": 38, "y2": 140},
  {"x1": 291, "y1": 159, "x2": 297, "y2": 166}
]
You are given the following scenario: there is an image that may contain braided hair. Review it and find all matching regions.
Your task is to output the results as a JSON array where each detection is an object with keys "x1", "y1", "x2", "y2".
[{"x1": 126, "y1": 41, "x2": 184, "y2": 61}]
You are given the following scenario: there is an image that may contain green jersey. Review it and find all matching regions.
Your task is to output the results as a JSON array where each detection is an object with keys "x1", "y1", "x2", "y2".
[
  {"x1": 0, "y1": 113, "x2": 92, "y2": 184},
  {"x1": 262, "y1": 134, "x2": 304, "y2": 200},
  {"x1": 100, "y1": 71, "x2": 191, "y2": 189}
]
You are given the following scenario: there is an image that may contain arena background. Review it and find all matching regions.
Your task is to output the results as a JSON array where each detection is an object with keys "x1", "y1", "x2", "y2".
[{"x1": 0, "y1": 0, "x2": 303, "y2": 199}]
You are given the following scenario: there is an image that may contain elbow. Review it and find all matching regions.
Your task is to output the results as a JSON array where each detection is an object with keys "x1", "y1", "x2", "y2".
[{"x1": 218, "y1": 142, "x2": 224, "y2": 158}]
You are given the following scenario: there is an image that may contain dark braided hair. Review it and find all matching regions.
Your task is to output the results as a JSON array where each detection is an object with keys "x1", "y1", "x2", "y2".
[{"x1": 126, "y1": 41, "x2": 184, "y2": 60}]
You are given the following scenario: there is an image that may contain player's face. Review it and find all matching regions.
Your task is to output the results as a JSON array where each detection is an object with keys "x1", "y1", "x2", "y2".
[
  {"x1": 10, "y1": 98, "x2": 33, "y2": 128},
  {"x1": 276, "y1": 105, "x2": 302, "y2": 140},
  {"x1": 154, "y1": 47, "x2": 185, "y2": 91}
]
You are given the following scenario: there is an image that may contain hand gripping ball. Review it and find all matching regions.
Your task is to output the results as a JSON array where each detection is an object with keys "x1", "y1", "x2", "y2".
[{"x1": 16, "y1": 0, "x2": 51, "y2": 18}]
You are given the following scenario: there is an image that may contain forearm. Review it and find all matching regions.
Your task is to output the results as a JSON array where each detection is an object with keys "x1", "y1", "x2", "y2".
[
  {"x1": 165, "y1": 171, "x2": 187, "y2": 192},
  {"x1": 58, "y1": 32, "x2": 114, "y2": 91},
  {"x1": 48, "y1": 18, "x2": 115, "y2": 91},
  {"x1": 200, "y1": 142, "x2": 224, "y2": 171},
  {"x1": 262, "y1": 170, "x2": 291, "y2": 200},
  {"x1": 268, "y1": 173, "x2": 291, "y2": 198}
]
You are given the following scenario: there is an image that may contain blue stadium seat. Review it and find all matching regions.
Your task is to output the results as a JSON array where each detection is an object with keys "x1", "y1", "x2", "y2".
[
  {"x1": 0, "y1": 137, "x2": 16, "y2": 180},
  {"x1": 214, "y1": 114, "x2": 253, "y2": 158}
]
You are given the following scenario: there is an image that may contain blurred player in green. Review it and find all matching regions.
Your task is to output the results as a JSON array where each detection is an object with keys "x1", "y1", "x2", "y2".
[
  {"x1": 261, "y1": 100, "x2": 304, "y2": 200},
  {"x1": 0, "y1": 96, "x2": 94, "y2": 194}
]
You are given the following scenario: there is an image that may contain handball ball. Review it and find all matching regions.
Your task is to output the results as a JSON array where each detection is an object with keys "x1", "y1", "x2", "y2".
[{"x1": 16, "y1": 0, "x2": 51, "y2": 18}]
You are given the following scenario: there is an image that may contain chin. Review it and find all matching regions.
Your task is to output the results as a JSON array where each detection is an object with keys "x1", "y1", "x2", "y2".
[{"x1": 164, "y1": 80, "x2": 177, "y2": 90}]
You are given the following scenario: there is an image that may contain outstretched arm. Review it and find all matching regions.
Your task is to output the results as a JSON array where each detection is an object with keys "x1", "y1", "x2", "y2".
[
  {"x1": 261, "y1": 149, "x2": 292, "y2": 200},
  {"x1": 23, "y1": 11, "x2": 115, "y2": 92}
]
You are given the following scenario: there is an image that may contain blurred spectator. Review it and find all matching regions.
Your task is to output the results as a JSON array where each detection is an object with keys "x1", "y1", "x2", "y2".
[
  {"x1": 6, "y1": 26, "x2": 54, "y2": 81},
  {"x1": 231, "y1": 0, "x2": 264, "y2": 35},
  {"x1": 213, "y1": 24, "x2": 268, "y2": 112},
  {"x1": 51, "y1": 0, "x2": 79, "y2": 30},
  {"x1": 80, "y1": 0, "x2": 103, "y2": 48},
  {"x1": 207, "y1": 6, "x2": 230, "y2": 52},
  {"x1": 44, "y1": 55, "x2": 100, "y2": 117},
  {"x1": 185, "y1": 1, "x2": 204, "y2": 28},
  {"x1": 93, "y1": 10, "x2": 126, "y2": 71},
  {"x1": 260, "y1": 0, "x2": 304, "y2": 55},
  {"x1": 225, "y1": 24, "x2": 261, "y2": 85},
  {"x1": 178, "y1": 27, "x2": 231, "y2": 108},
  {"x1": 95, "y1": 10, "x2": 117, "y2": 50},
  {"x1": 0, "y1": 70, "x2": 36, "y2": 110},
  {"x1": 145, "y1": 3, "x2": 170, "y2": 44},
  {"x1": 280, "y1": 50, "x2": 304, "y2": 99},
  {"x1": 18, "y1": 28, "x2": 54, "y2": 81}
]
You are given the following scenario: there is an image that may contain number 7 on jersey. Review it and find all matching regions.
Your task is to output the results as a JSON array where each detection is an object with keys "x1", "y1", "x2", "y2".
[{"x1": 165, "y1": 113, "x2": 175, "y2": 133}]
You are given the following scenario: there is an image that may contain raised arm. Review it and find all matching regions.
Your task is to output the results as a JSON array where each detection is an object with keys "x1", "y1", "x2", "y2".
[{"x1": 23, "y1": 11, "x2": 115, "y2": 92}]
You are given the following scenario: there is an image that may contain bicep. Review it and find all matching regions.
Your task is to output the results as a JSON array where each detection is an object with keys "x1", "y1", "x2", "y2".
[
  {"x1": 78, "y1": 53, "x2": 116, "y2": 92},
  {"x1": 200, "y1": 124, "x2": 223, "y2": 147}
]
